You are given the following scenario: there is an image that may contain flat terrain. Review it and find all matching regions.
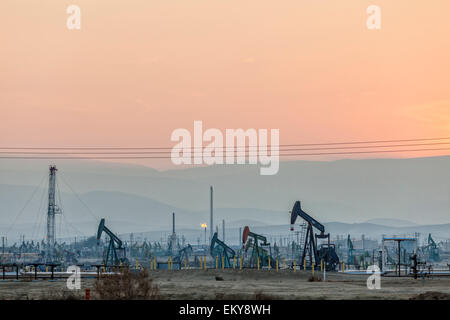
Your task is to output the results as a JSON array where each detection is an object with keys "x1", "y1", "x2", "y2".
[{"x1": 0, "y1": 270, "x2": 449, "y2": 300}]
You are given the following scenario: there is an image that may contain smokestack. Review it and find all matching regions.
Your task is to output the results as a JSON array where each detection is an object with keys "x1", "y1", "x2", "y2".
[
  {"x1": 210, "y1": 186, "x2": 213, "y2": 242},
  {"x1": 172, "y1": 212, "x2": 175, "y2": 234},
  {"x1": 239, "y1": 227, "x2": 242, "y2": 246},
  {"x1": 222, "y1": 219, "x2": 225, "y2": 242}
]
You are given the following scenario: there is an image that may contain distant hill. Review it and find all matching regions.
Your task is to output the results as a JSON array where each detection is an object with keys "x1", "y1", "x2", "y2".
[
  {"x1": 1, "y1": 156, "x2": 450, "y2": 242},
  {"x1": 0, "y1": 185, "x2": 286, "y2": 241},
  {"x1": 364, "y1": 218, "x2": 418, "y2": 227},
  {"x1": 226, "y1": 219, "x2": 270, "y2": 228}
]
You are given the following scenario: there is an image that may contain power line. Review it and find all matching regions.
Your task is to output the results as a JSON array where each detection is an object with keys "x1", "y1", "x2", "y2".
[
  {"x1": 281, "y1": 147, "x2": 450, "y2": 156},
  {"x1": 60, "y1": 211, "x2": 87, "y2": 237},
  {"x1": 0, "y1": 141, "x2": 450, "y2": 155},
  {"x1": 58, "y1": 173, "x2": 99, "y2": 222},
  {"x1": 0, "y1": 147, "x2": 449, "y2": 159},
  {"x1": 0, "y1": 137, "x2": 449, "y2": 150},
  {"x1": 30, "y1": 178, "x2": 48, "y2": 241},
  {"x1": 4, "y1": 174, "x2": 47, "y2": 236},
  {"x1": 56, "y1": 177, "x2": 88, "y2": 237}
]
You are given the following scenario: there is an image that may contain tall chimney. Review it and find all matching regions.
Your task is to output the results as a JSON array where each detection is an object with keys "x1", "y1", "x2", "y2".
[
  {"x1": 239, "y1": 227, "x2": 242, "y2": 245},
  {"x1": 210, "y1": 186, "x2": 213, "y2": 242},
  {"x1": 172, "y1": 212, "x2": 175, "y2": 234},
  {"x1": 222, "y1": 219, "x2": 225, "y2": 242}
]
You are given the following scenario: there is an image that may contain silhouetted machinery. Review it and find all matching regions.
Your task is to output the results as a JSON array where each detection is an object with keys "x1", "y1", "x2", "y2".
[
  {"x1": 290, "y1": 201, "x2": 339, "y2": 271},
  {"x1": 210, "y1": 232, "x2": 235, "y2": 268},
  {"x1": 423, "y1": 233, "x2": 440, "y2": 262},
  {"x1": 347, "y1": 235, "x2": 355, "y2": 265},
  {"x1": 175, "y1": 244, "x2": 193, "y2": 264},
  {"x1": 97, "y1": 218, "x2": 128, "y2": 268},
  {"x1": 242, "y1": 226, "x2": 275, "y2": 268}
]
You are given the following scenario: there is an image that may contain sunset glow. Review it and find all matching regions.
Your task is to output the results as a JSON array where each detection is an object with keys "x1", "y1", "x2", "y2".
[{"x1": 2, "y1": 0, "x2": 450, "y2": 168}]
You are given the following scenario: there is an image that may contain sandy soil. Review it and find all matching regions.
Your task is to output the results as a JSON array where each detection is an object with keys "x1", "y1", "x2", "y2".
[{"x1": 0, "y1": 270, "x2": 449, "y2": 300}]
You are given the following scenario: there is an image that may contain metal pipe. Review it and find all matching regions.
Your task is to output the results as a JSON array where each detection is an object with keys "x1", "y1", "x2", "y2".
[{"x1": 210, "y1": 186, "x2": 213, "y2": 243}]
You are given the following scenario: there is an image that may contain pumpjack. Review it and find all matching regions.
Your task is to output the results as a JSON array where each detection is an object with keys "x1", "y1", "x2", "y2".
[
  {"x1": 175, "y1": 244, "x2": 193, "y2": 264},
  {"x1": 210, "y1": 232, "x2": 235, "y2": 268},
  {"x1": 97, "y1": 218, "x2": 128, "y2": 268},
  {"x1": 290, "y1": 201, "x2": 339, "y2": 271},
  {"x1": 418, "y1": 233, "x2": 441, "y2": 262},
  {"x1": 242, "y1": 226, "x2": 275, "y2": 268}
]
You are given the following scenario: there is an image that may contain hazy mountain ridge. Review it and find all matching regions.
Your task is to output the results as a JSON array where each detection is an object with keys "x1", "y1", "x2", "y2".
[
  {"x1": 364, "y1": 218, "x2": 418, "y2": 227},
  {"x1": 116, "y1": 222, "x2": 450, "y2": 246},
  {"x1": 1, "y1": 156, "x2": 450, "y2": 242}
]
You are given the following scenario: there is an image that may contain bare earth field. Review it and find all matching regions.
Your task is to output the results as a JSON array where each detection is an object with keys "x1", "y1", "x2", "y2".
[{"x1": 0, "y1": 270, "x2": 449, "y2": 300}]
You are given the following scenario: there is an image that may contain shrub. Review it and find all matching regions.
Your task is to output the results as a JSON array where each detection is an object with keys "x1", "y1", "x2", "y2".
[
  {"x1": 308, "y1": 275, "x2": 322, "y2": 282},
  {"x1": 94, "y1": 268, "x2": 159, "y2": 300},
  {"x1": 254, "y1": 290, "x2": 274, "y2": 300}
]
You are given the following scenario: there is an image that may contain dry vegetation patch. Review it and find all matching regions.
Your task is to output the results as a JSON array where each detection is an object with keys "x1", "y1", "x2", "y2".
[
  {"x1": 94, "y1": 268, "x2": 160, "y2": 300},
  {"x1": 409, "y1": 291, "x2": 450, "y2": 300}
]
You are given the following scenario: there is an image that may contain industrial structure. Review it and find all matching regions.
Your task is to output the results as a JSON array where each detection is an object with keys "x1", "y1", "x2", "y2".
[
  {"x1": 210, "y1": 186, "x2": 213, "y2": 243},
  {"x1": 0, "y1": 168, "x2": 448, "y2": 281},
  {"x1": 96, "y1": 218, "x2": 128, "y2": 267},
  {"x1": 242, "y1": 226, "x2": 275, "y2": 268},
  {"x1": 290, "y1": 201, "x2": 339, "y2": 270},
  {"x1": 45, "y1": 166, "x2": 61, "y2": 263},
  {"x1": 210, "y1": 232, "x2": 235, "y2": 268}
]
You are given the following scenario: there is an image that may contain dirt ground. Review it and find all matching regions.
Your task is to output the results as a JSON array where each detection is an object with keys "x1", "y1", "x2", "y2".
[{"x1": 0, "y1": 269, "x2": 449, "y2": 300}]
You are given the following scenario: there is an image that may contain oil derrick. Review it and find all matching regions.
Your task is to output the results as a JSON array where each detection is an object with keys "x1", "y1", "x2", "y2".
[{"x1": 46, "y1": 166, "x2": 61, "y2": 263}]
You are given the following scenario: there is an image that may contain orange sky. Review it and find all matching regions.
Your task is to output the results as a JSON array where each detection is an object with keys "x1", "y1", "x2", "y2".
[{"x1": 1, "y1": 0, "x2": 450, "y2": 168}]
